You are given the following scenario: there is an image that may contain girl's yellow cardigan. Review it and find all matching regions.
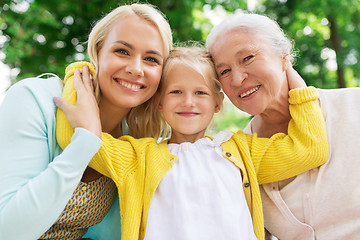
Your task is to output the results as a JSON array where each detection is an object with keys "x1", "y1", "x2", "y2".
[{"x1": 56, "y1": 62, "x2": 329, "y2": 240}]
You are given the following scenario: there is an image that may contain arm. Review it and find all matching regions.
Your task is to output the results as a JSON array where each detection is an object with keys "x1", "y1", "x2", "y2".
[
  {"x1": 55, "y1": 64, "x2": 146, "y2": 184},
  {"x1": 0, "y1": 78, "x2": 102, "y2": 239},
  {"x1": 241, "y1": 87, "x2": 328, "y2": 184}
]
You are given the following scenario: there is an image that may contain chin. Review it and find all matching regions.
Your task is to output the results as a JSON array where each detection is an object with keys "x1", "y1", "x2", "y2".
[{"x1": 240, "y1": 106, "x2": 264, "y2": 116}]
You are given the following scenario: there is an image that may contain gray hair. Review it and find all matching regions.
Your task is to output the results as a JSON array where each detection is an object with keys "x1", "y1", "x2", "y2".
[{"x1": 206, "y1": 12, "x2": 296, "y2": 63}]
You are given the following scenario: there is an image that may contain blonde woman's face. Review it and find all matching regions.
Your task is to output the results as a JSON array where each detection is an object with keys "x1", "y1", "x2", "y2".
[{"x1": 97, "y1": 15, "x2": 165, "y2": 113}]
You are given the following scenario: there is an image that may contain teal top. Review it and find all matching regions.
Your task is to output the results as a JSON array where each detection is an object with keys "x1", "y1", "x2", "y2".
[{"x1": 0, "y1": 76, "x2": 121, "y2": 239}]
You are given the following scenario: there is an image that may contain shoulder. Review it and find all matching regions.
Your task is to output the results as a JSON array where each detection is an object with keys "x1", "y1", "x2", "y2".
[
  {"x1": 7, "y1": 76, "x2": 63, "y2": 102},
  {"x1": 317, "y1": 87, "x2": 360, "y2": 100},
  {"x1": 9, "y1": 76, "x2": 62, "y2": 95},
  {"x1": 316, "y1": 87, "x2": 360, "y2": 120},
  {"x1": 317, "y1": 87, "x2": 360, "y2": 106},
  {"x1": 3, "y1": 77, "x2": 63, "y2": 121},
  {"x1": 8, "y1": 76, "x2": 62, "y2": 104},
  {"x1": 120, "y1": 135, "x2": 157, "y2": 144},
  {"x1": 222, "y1": 131, "x2": 246, "y2": 148}
]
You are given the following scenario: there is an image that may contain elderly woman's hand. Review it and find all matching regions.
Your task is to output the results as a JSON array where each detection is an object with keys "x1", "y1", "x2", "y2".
[
  {"x1": 54, "y1": 66, "x2": 102, "y2": 139},
  {"x1": 286, "y1": 63, "x2": 307, "y2": 89}
]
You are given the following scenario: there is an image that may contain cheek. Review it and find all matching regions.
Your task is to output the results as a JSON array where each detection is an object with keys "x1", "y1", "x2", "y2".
[
  {"x1": 268, "y1": 70, "x2": 286, "y2": 92},
  {"x1": 145, "y1": 68, "x2": 162, "y2": 96},
  {"x1": 97, "y1": 56, "x2": 112, "y2": 79},
  {"x1": 222, "y1": 84, "x2": 235, "y2": 99},
  {"x1": 96, "y1": 66, "x2": 110, "y2": 89},
  {"x1": 220, "y1": 79, "x2": 232, "y2": 94},
  {"x1": 149, "y1": 68, "x2": 163, "y2": 85}
]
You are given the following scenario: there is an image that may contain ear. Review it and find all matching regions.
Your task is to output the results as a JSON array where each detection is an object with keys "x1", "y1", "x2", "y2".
[
  {"x1": 282, "y1": 55, "x2": 290, "y2": 72},
  {"x1": 215, "y1": 92, "x2": 224, "y2": 113}
]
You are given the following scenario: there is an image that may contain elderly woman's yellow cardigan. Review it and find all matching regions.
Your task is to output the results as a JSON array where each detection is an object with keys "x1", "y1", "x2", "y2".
[{"x1": 56, "y1": 62, "x2": 329, "y2": 240}]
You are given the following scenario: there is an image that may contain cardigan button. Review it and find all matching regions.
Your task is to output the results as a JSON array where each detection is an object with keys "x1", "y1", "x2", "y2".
[
  {"x1": 225, "y1": 152, "x2": 232, "y2": 157},
  {"x1": 244, "y1": 182, "x2": 250, "y2": 188}
]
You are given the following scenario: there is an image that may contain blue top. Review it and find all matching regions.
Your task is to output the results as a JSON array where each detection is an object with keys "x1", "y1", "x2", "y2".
[{"x1": 0, "y1": 77, "x2": 121, "y2": 239}]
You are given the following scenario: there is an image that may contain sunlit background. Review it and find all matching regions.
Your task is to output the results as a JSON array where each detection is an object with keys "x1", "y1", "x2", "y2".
[{"x1": 1, "y1": 0, "x2": 359, "y2": 134}]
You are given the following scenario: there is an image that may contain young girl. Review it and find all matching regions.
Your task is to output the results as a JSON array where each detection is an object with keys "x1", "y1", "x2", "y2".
[{"x1": 54, "y1": 46, "x2": 328, "y2": 240}]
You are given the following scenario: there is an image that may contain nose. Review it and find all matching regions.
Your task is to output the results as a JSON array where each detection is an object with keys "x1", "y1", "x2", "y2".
[
  {"x1": 126, "y1": 56, "x2": 144, "y2": 77},
  {"x1": 231, "y1": 68, "x2": 248, "y2": 87},
  {"x1": 182, "y1": 93, "x2": 195, "y2": 107}
]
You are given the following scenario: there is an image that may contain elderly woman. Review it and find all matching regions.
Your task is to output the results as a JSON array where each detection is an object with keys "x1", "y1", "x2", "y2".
[{"x1": 206, "y1": 12, "x2": 360, "y2": 240}]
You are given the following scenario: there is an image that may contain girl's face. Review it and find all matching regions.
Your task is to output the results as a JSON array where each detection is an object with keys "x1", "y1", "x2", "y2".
[
  {"x1": 158, "y1": 64, "x2": 222, "y2": 144},
  {"x1": 97, "y1": 15, "x2": 165, "y2": 113},
  {"x1": 210, "y1": 29, "x2": 288, "y2": 116}
]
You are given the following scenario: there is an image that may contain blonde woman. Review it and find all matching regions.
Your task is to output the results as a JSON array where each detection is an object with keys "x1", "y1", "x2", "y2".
[{"x1": 0, "y1": 3, "x2": 172, "y2": 239}]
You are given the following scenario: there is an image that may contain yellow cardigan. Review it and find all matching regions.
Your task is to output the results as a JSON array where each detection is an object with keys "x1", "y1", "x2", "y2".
[{"x1": 56, "y1": 62, "x2": 329, "y2": 240}]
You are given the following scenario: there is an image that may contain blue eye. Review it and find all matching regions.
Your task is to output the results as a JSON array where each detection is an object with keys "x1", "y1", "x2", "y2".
[
  {"x1": 170, "y1": 90, "x2": 181, "y2": 94},
  {"x1": 195, "y1": 91, "x2": 207, "y2": 95}
]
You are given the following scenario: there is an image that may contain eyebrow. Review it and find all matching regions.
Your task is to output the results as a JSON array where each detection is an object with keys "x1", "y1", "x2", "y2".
[
  {"x1": 215, "y1": 48, "x2": 250, "y2": 69},
  {"x1": 114, "y1": 40, "x2": 163, "y2": 57}
]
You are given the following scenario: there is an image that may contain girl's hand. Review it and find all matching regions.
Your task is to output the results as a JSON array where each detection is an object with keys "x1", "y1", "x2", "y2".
[
  {"x1": 286, "y1": 63, "x2": 307, "y2": 90},
  {"x1": 54, "y1": 66, "x2": 102, "y2": 138}
]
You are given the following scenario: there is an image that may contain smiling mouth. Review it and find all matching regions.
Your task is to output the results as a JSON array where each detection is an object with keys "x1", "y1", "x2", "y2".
[
  {"x1": 240, "y1": 85, "x2": 260, "y2": 98},
  {"x1": 115, "y1": 78, "x2": 145, "y2": 90},
  {"x1": 177, "y1": 112, "x2": 199, "y2": 117}
]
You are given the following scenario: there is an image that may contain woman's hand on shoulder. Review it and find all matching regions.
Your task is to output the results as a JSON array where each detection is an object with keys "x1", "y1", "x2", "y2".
[
  {"x1": 54, "y1": 65, "x2": 102, "y2": 138},
  {"x1": 286, "y1": 63, "x2": 307, "y2": 90}
]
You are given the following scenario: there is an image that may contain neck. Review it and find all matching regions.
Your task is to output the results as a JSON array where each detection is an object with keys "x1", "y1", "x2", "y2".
[
  {"x1": 168, "y1": 131, "x2": 206, "y2": 144},
  {"x1": 98, "y1": 100, "x2": 131, "y2": 138},
  {"x1": 252, "y1": 87, "x2": 291, "y2": 138}
]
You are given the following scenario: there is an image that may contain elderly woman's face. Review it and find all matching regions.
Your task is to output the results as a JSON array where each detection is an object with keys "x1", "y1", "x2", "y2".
[{"x1": 210, "y1": 29, "x2": 287, "y2": 116}]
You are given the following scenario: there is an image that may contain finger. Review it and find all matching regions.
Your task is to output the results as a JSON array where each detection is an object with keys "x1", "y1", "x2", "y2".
[
  {"x1": 74, "y1": 68, "x2": 85, "y2": 99},
  {"x1": 82, "y1": 65, "x2": 94, "y2": 93},
  {"x1": 54, "y1": 96, "x2": 74, "y2": 114},
  {"x1": 286, "y1": 64, "x2": 307, "y2": 89}
]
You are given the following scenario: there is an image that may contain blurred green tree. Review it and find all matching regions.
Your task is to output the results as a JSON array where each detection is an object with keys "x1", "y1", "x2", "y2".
[
  {"x1": 259, "y1": 0, "x2": 360, "y2": 88},
  {"x1": 1, "y1": 0, "x2": 360, "y2": 132},
  {"x1": 0, "y1": 0, "x2": 204, "y2": 83},
  {"x1": 4, "y1": 0, "x2": 359, "y2": 87}
]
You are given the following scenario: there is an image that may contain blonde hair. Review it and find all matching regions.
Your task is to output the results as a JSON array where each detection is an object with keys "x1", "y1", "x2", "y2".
[
  {"x1": 156, "y1": 44, "x2": 224, "y2": 140},
  {"x1": 86, "y1": 3, "x2": 173, "y2": 138}
]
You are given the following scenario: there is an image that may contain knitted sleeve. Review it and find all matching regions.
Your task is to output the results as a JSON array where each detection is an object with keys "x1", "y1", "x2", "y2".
[
  {"x1": 240, "y1": 87, "x2": 329, "y2": 184},
  {"x1": 55, "y1": 62, "x2": 152, "y2": 183},
  {"x1": 56, "y1": 61, "x2": 96, "y2": 150}
]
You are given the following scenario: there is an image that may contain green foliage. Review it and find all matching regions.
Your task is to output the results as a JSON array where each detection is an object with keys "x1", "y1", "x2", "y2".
[
  {"x1": 4, "y1": 0, "x2": 359, "y2": 88},
  {"x1": 1, "y1": 0, "x2": 360, "y2": 132},
  {"x1": 211, "y1": 109, "x2": 252, "y2": 133},
  {"x1": 259, "y1": 0, "x2": 360, "y2": 88},
  {"x1": 0, "y1": 0, "x2": 203, "y2": 83},
  {"x1": 207, "y1": 98, "x2": 252, "y2": 136}
]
